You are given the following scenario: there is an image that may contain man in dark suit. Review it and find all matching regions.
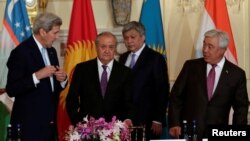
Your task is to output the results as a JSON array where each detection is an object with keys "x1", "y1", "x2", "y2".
[
  {"x1": 168, "y1": 29, "x2": 249, "y2": 140},
  {"x1": 119, "y1": 21, "x2": 170, "y2": 141},
  {"x1": 6, "y1": 13, "x2": 67, "y2": 141},
  {"x1": 66, "y1": 31, "x2": 133, "y2": 127}
]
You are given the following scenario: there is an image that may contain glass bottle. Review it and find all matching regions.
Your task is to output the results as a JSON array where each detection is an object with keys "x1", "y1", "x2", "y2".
[
  {"x1": 192, "y1": 120, "x2": 197, "y2": 141},
  {"x1": 16, "y1": 124, "x2": 21, "y2": 141},
  {"x1": 183, "y1": 120, "x2": 189, "y2": 141},
  {"x1": 6, "y1": 124, "x2": 12, "y2": 141}
]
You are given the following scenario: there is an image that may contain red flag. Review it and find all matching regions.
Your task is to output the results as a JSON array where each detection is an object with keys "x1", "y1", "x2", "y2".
[
  {"x1": 57, "y1": 0, "x2": 97, "y2": 140},
  {"x1": 195, "y1": 0, "x2": 237, "y2": 65}
]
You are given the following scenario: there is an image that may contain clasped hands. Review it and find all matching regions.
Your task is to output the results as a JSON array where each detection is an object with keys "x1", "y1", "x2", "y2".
[
  {"x1": 35, "y1": 65, "x2": 67, "y2": 82},
  {"x1": 123, "y1": 119, "x2": 134, "y2": 132},
  {"x1": 123, "y1": 120, "x2": 163, "y2": 135}
]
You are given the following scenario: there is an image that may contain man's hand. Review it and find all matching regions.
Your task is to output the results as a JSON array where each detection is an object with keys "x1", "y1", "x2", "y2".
[
  {"x1": 54, "y1": 66, "x2": 67, "y2": 82},
  {"x1": 35, "y1": 65, "x2": 57, "y2": 80},
  {"x1": 151, "y1": 122, "x2": 162, "y2": 135},
  {"x1": 123, "y1": 119, "x2": 133, "y2": 128},
  {"x1": 169, "y1": 126, "x2": 181, "y2": 139},
  {"x1": 0, "y1": 88, "x2": 6, "y2": 95}
]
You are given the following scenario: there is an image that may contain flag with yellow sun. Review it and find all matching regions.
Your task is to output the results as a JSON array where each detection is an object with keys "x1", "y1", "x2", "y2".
[{"x1": 57, "y1": 0, "x2": 97, "y2": 140}]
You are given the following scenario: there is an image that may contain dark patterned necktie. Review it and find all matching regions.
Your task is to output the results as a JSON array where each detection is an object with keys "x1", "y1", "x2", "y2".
[
  {"x1": 101, "y1": 65, "x2": 108, "y2": 97},
  {"x1": 207, "y1": 64, "x2": 216, "y2": 100}
]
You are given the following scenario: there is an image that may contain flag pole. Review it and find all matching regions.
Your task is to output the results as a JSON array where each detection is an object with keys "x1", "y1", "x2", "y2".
[{"x1": 39, "y1": 0, "x2": 48, "y2": 13}]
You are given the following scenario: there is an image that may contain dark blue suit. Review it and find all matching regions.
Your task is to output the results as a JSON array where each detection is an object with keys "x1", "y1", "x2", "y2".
[
  {"x1": 6, "y1": 36, "x2": 64, "y2": 141},
  {"x1": 119, "y1": 46, "x2": 170, "y2": 140}
]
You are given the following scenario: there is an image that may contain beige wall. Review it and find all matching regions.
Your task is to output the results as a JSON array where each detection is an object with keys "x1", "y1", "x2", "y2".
[{"x1": 0, "y1": 0, "x2": 250, "y2": 96}]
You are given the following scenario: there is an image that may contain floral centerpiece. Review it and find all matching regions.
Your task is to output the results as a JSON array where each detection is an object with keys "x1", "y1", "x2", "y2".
[{"x1": 65, "y1": 116, "x2": 130, "y2": 141}]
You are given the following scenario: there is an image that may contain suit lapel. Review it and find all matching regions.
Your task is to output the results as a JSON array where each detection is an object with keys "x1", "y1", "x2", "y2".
[
  {"x1": 119, "y1": 52, "x2": 130, "y2": 64},
  {"x1": 132, "y1": 46, "x2": 149, "y2": 70},
  {"x1": 213, "y1": 60, "x2": 230, "y2": 98},
  {"x1": 47, "y1": 48, "x2": 57, "y2": 66},
  {"x1": 91, "y1": 59, "x2": 104, "y2": 98},
  {"x1": 105, "y1": 61, "x2": 119, "y2": 97},
  {"x1": 29, "y1": 36, "x2": 58, "y2": 67},
  {"x1": 28, "y1": 37, "x2": 53, "y2": 91},
  {"x1": 120, "y1": 46, "x2": 149, "y2": 70},
  {"x1": 199, "y1": 60, "x2": 209, "y2": 100},
  {"x1": 28, "y1": 37, "x2": 45, "y2": 68}
]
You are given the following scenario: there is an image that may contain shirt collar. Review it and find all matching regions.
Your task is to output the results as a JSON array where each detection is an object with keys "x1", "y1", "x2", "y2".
[
  {"x1": 130, "y1": 43, "x2": 145, "y2": 57},
  {"x1": 97, "y1": 58, "x2": 114, "y2": 72},
  {"x1": 33, "y1": 35, "x2": 44, "y2": 51},
  {"x1": 207, "y1": 57, "x2": 225, "y2": 68},
  {"x1": 216, "y1": 57, "x2": 225, "y2": 68}
]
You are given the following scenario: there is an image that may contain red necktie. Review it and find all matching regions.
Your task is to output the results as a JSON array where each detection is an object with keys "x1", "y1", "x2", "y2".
[{"x1": 207, "y1": 64, "x2": 216, "y2": 100}]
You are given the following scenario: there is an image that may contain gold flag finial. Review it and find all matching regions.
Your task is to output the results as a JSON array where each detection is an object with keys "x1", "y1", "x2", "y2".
[{"x1": 38, "y1": 0, "x2": 48, "y2": 13}]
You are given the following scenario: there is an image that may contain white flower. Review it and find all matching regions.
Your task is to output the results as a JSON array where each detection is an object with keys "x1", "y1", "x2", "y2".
[{"x1": 69, "y1": 131, "x2": 80, "y2": 141}]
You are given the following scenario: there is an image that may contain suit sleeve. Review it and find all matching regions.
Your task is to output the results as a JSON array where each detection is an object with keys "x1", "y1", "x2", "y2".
[
  {"x1": 232, "y1": 70, "x2": 249, "y2": 124},
  {"x1": 152, "y1": 55, "x2": 169, "y2": 125},
  {"x1": 168, "y1": 61, "x2": 189, "y2": 127},
  {"x1": 66, "y1": 64, "x2": 82, "y2": 125},
  {"x1": 120, "y1": 68, "x2": 134, "y2": 121},
  {"x1": 6, "y1": 49, "x2": 36, "y2": 97}
]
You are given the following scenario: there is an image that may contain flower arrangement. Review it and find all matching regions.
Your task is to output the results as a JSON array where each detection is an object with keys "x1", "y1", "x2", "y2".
[{"x1": 65, "y1": 116, "x2": 130, "y2": 141}]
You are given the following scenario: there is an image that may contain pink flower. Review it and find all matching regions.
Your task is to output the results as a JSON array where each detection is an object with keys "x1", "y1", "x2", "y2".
[{"x1": 65, "y1": 115, "x2": 130, "y2": 141}]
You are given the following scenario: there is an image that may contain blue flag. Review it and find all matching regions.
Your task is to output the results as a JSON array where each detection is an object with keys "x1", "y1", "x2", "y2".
[
  {"x1": 139, "y1": 0, "x2": 170, "y2": 139},
  {"x1": 0, "y1": 0, "x2": 32, "y2": 88},
  {"x1": 0, "y1": 0, "x2": 31, "y2": 140},
  {"x1": 139, "y1": 0, "x2": 166, "y2": 57}
]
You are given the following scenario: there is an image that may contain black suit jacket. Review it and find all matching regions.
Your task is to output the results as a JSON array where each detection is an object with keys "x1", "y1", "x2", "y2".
[
  {"x1": 119, "y1": 46, "x2": 169, "y2": 127},
  {"x1": 66, "y1": 58, "x2": 134, "y2": 125},
  {"x1": 168, "y1": 58, "x2": 249, "y2": 140},
  {"x1": 6, "y1": 36, "x2": 64, "y2": 141}
]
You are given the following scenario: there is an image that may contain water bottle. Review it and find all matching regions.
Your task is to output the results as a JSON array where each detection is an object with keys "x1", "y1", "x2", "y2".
[
  {"x1": 16, "y1": 124, "x2": 21, "y2": 141},
  {"x1": 6, "y1": 124, "x2": 12, "y2": 141},
  {"x1": 182, "y1": 120, "x2": 189, "y2": 141},
  {"x1": 192, "y1": 120, "x2": 197, "y2": 141}
]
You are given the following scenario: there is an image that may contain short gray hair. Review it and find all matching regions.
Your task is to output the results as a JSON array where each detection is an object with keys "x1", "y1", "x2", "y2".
[
  {"x1": 122, "y1": 21, "x2": 145, "y2": 36},
  {"x1": 32, "y1": 12, "x2": 62, "y2": 34},
  {"x1": 204, "y1": 29, "x2": 229, "y2": 49}
]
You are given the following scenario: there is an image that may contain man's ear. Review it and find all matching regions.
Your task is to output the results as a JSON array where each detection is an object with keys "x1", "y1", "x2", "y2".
[{"x1": 39, "y1": 28, "x2": 46, "y2": 37}]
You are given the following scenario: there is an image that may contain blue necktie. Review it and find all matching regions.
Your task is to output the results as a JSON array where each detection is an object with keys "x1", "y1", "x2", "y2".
[
  {"x1": 130, "y1": 53, "x2": 136, "y2": 69},
  {"x1": 41, "y1": 47, "x2": 48, "y2": 65},
  {"x1": 101, "y1": 65, "x2": 108, "y2": 97},
  {"x1": 41, "y1": 47, "x2": 54, "y2": 91}
]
